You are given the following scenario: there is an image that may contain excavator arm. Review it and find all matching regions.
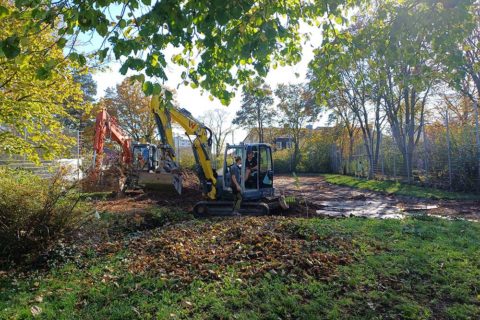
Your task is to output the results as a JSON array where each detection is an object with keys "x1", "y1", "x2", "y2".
[
  {"x1": 151, "y1": 96, "x2": 217, "y2": 200},
  {"x1": 93, "y1": 108, "x2": 132, "y2": 172}
]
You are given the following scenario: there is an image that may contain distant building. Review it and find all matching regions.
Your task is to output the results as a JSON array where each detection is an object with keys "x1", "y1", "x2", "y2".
[
  {"x1": 174, "y1": 135, "x2": 191, "y2": 148},
  {"x1": 243, "y1": 127, "x2": 332, "y2": 151}
]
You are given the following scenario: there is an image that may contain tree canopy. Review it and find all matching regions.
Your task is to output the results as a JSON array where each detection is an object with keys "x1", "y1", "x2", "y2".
[
  {"x1": 1, "y1": 0, "x2": 357, "y2": 104},
  {"x1": 100, "y1": 78, "x2": 157, "y2": 143},
  {"x1": 0, "y1": 1, "x2": 84, "y2": 162},
  {"x1": 233, "y1": 79, "x2": 274, "y2": 143}
]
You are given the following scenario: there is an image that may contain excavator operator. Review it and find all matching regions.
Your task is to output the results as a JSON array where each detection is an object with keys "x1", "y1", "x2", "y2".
[{"x1": 245, "y1": 150, "x2": 258, "y2": 188}]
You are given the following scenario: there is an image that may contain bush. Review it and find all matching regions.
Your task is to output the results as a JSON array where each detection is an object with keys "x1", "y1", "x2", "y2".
[
  {"x1": 0, "y1": 168, "x2": 88, "y2": 263},
  {"x1": 178, "y1": 153, "x2": 197, "y2": 170},
  {"x1": 273, "y1": 149, "x2": 293, "y2": 173},
  {"x1": 179, "y1": 152, "x2": 223, "y2": 169}
]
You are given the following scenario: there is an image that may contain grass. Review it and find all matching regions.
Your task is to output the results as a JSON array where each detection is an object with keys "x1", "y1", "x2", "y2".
[
  {"x1": 323, "y1": 174, "x2": 480, "y2": 200},
  {"x1": 1, "y1": 215, "x2": 480, "y2": 319}
]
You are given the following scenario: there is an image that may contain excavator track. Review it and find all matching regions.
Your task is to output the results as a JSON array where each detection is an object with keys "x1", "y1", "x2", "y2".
[{"x1": 193, "y1": 198, "x2": 282, "y2": 217}]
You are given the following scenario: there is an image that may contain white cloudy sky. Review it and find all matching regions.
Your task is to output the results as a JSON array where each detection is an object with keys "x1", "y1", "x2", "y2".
[{"x1": 88, "y1": 24, "x2": 324, "y2": 142}]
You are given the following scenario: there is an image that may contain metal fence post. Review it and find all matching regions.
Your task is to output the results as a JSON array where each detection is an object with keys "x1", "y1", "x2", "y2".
[
  {"x1": 474, "y1": 98, "x2": 480, "y2": 190},
  {"x1": 77, "y1": 130, "x2": 81, "y2": 181},
  {"x1": 423, "y1": 124, "x2": 429, "y2": 184},
  {"x1": 446, "y1": 110, "x2": 453, "y2": 190},
  {"x1": 393, "y1": 153, "x2": 396, "y2": 179}
]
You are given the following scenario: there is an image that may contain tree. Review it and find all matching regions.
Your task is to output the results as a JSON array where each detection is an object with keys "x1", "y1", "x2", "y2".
[
  {"x1": 233, "y1": 80, "x2": 274, "y2": 143},
  {"x1": 310, "y1": 33, "x2": 385, "y2": 179},
  {"x1": 63, "y1": 72, "x2": 97, "y2": 130},
  {"x1": 435, "y1": 4, "x2": 480, "y2": 186},
  {"x1": 0, "y1": 2, "x2": 84, "y2": 162},
  {"x1": 100, "y1": 78, "x2": 157, "y2": 143},
  {"x1": 75, "y1": 73, "x2": 97, "y2": 104},
  {"x1": 199, "y1": 109, "x2": 233, "y2": 159},
  {"x1": 4, "y1": 0, "x2": 354, "y2": 103},
  {"x1": 275, "y1": 83, "x2": 320, "y2": 171},
  {"x1": 310, "y1": 0, "x2": 473, "y2": 181}
]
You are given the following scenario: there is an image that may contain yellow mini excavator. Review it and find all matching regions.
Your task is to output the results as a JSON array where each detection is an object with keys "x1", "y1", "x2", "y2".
[{"x1": 150, "y1": 92, "x2": 288, "y2": 216}]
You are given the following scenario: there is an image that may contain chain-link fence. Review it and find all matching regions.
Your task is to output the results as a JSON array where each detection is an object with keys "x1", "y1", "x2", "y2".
[{"x1": 331, "y1": 116, "x2": 480, "y2": 193}]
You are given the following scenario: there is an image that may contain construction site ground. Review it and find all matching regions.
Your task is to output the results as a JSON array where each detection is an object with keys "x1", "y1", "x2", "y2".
[
  {"x1": 2, "y1": 174, "x2": 480, "y2": 319},
  {"x1": 95, "y1": 174, "x2": 480, "y2": 221}
]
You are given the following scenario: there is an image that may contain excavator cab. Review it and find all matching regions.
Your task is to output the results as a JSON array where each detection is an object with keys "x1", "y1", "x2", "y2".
[
  {"x1": 195, "y1": 142, "x2": 277, "y2": 215},
  {"x1": 222, "y1": 143, "x2": 275, "y2": 201},
  {"x1": 132, "y1": 143, "x2": 157, "y2": 172}
]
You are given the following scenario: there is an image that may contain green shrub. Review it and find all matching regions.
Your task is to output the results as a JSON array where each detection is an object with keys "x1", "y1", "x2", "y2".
[
  {"x1": 178, "y1": 153, "x2": 197, "y2": 170},
  {"x1": 179, "y1": 152, "x2": 223, "y2": 170},
  {"x1": 273, "y1": 149, "x2": 293, "y2": 173},
  {"x1": 0, "y1": 168, "x2": 88, "y2": 263}
]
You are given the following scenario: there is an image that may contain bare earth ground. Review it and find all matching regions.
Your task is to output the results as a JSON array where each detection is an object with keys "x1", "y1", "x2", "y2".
[
  {"x1": 275, "y1": 175, "x2": 480, "y2": 221},
  {"x1": 95, "y1": 174, "x2": 479, "y2": 221}
]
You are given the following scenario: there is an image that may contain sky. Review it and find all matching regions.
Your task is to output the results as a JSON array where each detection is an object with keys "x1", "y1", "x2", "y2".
[{"x1": 89, "y1": 24, "x2": 324, "y2": 143}]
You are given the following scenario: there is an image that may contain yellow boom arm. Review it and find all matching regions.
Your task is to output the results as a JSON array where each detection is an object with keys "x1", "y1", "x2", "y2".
[{"x1": 151, "y1": 95, "x2": 217, "y2": 200}]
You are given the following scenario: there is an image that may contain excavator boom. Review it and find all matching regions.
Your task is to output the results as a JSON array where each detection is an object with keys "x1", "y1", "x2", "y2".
[
  {"x1": 151, "y1": 95, "x2": 217, "y2": 200},
  {"x1": 93, "y1": 108, "x2": 132, "y2": 171}
]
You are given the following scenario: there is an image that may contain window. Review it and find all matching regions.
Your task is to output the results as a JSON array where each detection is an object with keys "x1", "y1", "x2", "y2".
[
  {"x1": 259, "y1": 146, "x2": 273, "y2": 187},
  {"x1": 276, "y1": 141, "x2": 282, "y2": 150}
]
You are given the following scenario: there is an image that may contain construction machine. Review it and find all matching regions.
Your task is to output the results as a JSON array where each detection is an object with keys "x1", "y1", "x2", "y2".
[
  {"x1": 91, "y1": 108, "x2": 181, "y2": 193},
  {"x1": 151, "y1": 94, "x2": 287, "y2": 215}
]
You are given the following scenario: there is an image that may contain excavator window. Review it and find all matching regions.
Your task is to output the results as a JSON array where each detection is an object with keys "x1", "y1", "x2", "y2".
[
  {"x1": 133, "y1": 145, "x2": 152, "y2": 171},
  {"x1": 259, "y1": 146, "x2": 273, "y2": 187},
  {"x1": 245, "y1": 146, "x2": 259, "y2": 190}
]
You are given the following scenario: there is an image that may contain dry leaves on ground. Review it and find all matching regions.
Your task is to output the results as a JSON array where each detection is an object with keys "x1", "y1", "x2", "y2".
[{"x1": 127, "y1": 217, "x2": 353, "y2": 283}]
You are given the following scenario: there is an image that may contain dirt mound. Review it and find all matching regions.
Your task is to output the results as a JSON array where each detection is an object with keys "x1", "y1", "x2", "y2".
[{"x1": 81, "y1": 165, "x2": 126, "y2": 193}]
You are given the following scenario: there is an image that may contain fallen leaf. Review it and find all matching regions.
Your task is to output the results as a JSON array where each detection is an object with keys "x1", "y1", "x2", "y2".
[{"x1": 31, "y1": 306, "x2": 42, "y2": 317}]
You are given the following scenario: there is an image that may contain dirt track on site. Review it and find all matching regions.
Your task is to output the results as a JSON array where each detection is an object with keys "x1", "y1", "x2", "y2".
[
  {"x1": 275, "y1": 175, "x2": 480, "y2": 221},
  {"x1": 95, "y1": 174, "x2": 480, "y2": 221}
]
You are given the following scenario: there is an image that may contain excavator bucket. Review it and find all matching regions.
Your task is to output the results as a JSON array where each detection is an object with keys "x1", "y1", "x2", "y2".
[{"x1": 137, "y1": 171, "x2": 182, "y2": 194}]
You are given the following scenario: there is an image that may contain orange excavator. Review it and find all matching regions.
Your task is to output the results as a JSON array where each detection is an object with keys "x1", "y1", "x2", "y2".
[
  {"x1": 91, "y1": 108, "x2": 181, "y2": 193},
  {"x1": 93, "y1": 108, "x2": 132, "y2": 171}
]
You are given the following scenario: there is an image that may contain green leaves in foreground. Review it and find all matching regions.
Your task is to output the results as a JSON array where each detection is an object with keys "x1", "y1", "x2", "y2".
[{"x1": 6, "y1": 0, "x2": 352, "y2": 102}]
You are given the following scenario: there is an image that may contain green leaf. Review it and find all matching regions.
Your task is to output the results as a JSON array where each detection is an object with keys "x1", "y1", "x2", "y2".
[
  {"x1": 142, "y1": 81, "x2": 153, "y2": 95},
  {"x1": 1, "y1": 36, "x2": 20, "y2": 59},
  {"x1": 78, "y1": 54, "x2": 87, "y2": 66},
  {"x1": 56, "y1": 38, "x2": 67, "y2": 49},
  {"x1": 151, "y1": 54, "x2": 158, "y2": 67},
  {"x1": 152, "y1": 83, "x2": 162, "y2": 95},
  {"x1": 0, "y1": 5, "x2": 9, "y2": 18},
  {"x1": 96, "y1": 23, "x2": 108, "y2": 37},
  {"x1": 36, "y1": 66, "x2": 51, "y2": 80},
  {"x1": 98, "y1": 48, "x2": 109, "y2": 61},
  {"x1": 119, "y1": 61, "x2": 129, "y2": 75}
]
